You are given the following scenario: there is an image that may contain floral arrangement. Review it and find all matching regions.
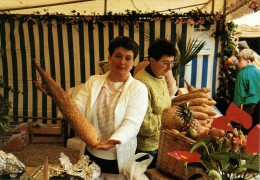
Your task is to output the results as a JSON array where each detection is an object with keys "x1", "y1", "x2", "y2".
[
  {"x1": 168, "y1": 102, "x2": 259, "y2": 179},
  {"x1": 214, "y1": 21, "x2": 238, "y2": 114}
]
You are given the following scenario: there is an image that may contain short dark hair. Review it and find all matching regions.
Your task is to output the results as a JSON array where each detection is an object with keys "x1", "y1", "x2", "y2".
[
  {"x1": 108, "y1": 36, "x2": 139, "y2": 60},
  {"x1": 148, "y1": 38, "x2": 178, "y2": 61}
]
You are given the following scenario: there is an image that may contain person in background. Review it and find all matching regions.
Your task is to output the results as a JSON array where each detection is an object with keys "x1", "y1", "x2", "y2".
[
  {"x1": 73, "y1": 36, "x2": 148, "y2": 174},
  {"x1": 237, "y1": 41, "x2": 260, "y2": 69},
  {"x1": 133, "y1": 58, "x2": 178, "y2": 99},
  {"x1": 233, "y1": 49, "x2": 260, "y2": 134},
  {"x1": 134, "y1": 38, "x2": 178, "y2": 168}
]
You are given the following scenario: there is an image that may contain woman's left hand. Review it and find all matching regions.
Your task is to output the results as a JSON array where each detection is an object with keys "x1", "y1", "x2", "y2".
[{"x1": 92, "y1": 139, "x2": 121, "y2": 150}]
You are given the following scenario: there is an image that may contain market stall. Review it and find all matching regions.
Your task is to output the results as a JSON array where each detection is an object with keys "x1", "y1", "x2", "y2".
[{"x1": 0, "y1": 0, "x2": 259, "y2": 179}]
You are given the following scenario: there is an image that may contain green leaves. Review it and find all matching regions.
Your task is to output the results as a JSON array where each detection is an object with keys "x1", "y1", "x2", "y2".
[
  {"x1": 190, "y1": 137, "x2": 260, "y2": 179},
  {"x1": 173, "y1": 37, "x2": 206, "y2": 79},
  {"x1": 181, "y1": 38, "x2": 206, "y2": 66},
  {"x1": 0, "y1": 76, "x2": 20, "y2": 133},
  {"x1": 190, "y1": 138, "x2": 215, "y2": 155},
  {"x1": 0, "y1": 115, "x2": 14, "y2": 133}
]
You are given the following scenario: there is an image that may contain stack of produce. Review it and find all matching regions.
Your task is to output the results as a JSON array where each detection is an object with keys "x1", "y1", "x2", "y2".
[{"x1": 162, "y1": 79, "x2": 224, "y2": 140}]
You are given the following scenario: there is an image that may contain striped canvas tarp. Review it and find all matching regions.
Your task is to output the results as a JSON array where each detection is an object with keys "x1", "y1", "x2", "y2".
[{"x1": 0, "y1": 19, "x2": 221, "y2": 122}]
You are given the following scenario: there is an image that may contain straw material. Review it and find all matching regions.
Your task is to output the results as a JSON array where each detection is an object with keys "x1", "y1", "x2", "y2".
[{"x1": 156, "y1": 128, "x2": 207, "y2": 179}]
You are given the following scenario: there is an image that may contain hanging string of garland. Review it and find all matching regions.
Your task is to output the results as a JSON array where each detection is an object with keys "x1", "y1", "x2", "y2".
[
  {"x1": 214, "y1": 21, "x2": 238, "y2": 114},
  {"x1": 0, "y1": 10, "x2": 225, "y2": 26},
  {"x1": 0, "y1": 9, "x2": 235, "y2": 113}
]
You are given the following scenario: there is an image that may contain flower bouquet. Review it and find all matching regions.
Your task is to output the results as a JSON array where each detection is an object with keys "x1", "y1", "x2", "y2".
[{"x1": 168, "y1": 102, "x2": 259, "y2": 180}]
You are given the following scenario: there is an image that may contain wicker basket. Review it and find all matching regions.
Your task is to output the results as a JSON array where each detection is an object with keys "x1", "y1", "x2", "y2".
[{"x1": 156, "y1": 128, "x2": 207, "y2": 179}]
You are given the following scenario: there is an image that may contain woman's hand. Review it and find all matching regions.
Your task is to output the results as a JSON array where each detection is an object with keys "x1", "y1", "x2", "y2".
[{"x1": 92, "y1": 139, "x2": 121, "y2": 150}]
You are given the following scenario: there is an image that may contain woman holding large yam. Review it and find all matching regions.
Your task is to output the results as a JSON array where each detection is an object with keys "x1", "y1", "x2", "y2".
[
  {"x1": 34, "y1": 36, "x2": 148, "y2": 174},
  {"x1": 134, "y1": 38, "x2": 178, "y2": 168},
  {"x1": 71, "y1": 36, "x2": 148, "y2": 174}
]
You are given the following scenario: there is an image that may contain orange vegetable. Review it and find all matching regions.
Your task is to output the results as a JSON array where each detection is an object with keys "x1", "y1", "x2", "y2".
[
  {"x1": 172, "y1": 98, "x2": 208, "y2": 106},
  {"x1": 190, "y1": 105, "x2": 217, "y2": 116},
  {"x1": 192, "y1": 111, "x2": 209, "y2": 120},
  {"x1": 172, "y1": 92, "x2": 209, "y2": 102},
  {"x1": 183, "y1": 79, "x2": 196, "y2": 92},
  {"x1": 192, "y1": 87, "x2": 211, "y2": 94},
  {"x1": 32, "y1": 60, "x2": 100, "y2": 146}
]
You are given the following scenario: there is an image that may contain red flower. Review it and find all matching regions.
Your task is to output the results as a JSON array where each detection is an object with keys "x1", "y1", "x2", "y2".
[
  {"x1": 246, "y1": 124, "x2": 260, "y2": 153},
  {"x1": 233, "y1": 136, "x2": 247, "y2": 146},
  {"x1": 226, "y1": 102, "x2": 252, "y2": 129},
  {"x1": 211, "y1": 116, "x2": 234, "y2": 131},
  {"x1": 168, "y1": 151, "x2": 201, "y2": 163}
]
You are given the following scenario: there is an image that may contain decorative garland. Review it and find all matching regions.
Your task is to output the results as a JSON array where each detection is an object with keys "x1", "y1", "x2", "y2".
[
  {"x1": 0, "y1": 10, "x2": 225, "y2": 27},
  {"x1": 214, "y1": 21, "x2": 238, "y2": 114}
]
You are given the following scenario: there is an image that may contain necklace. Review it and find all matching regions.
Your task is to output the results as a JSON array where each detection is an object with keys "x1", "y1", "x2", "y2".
[{"x1": 104, "y1": 78, "x2": 125, "y2": 94}]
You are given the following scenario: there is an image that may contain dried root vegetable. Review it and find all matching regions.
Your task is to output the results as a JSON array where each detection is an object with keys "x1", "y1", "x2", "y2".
[
  {"x1": 207, "y1": 99, "x2": 217, "y2": 106},
  {"x1": 32, "y1": 60, "x2": 100, "y2": 146},
  {"x1": 172, "y1": 92, "x2": 210, "y2": 102},
  {"x1": 172, "y1": 97, "x2": 209, "y2": 106},
  {"x1": 183, "y1": 78, "x2": 212, "y2": 94},
  {"x1": 190, "y1": 105, "x2": 217, "y2": 116},
  {"x1": 183, "y1": 79, "x2": 196, "y2": 92},
  {"x1": 192, "y1": 111, "x2": 209, "y2": 120},
  {"x1": 192, "y1": 87, "x2": 211, "y2": 94}
]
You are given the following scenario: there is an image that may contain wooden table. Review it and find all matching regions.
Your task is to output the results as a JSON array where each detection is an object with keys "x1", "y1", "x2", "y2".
[
  {"x1": 19, "y1": 166, "x2": 127, "y2": 180},
  {"x1": 4, "y1": 167, "x2": 172, "y2": 180},
  {"x1": 145, "y1": 168, "x2": 176, "y2": 180}
]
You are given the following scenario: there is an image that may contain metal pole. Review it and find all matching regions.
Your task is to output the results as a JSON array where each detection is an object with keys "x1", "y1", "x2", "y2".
[
  {"x1": 104, "y1": 0, "x2": 107, "y2": 15},
  {"x1": 211, "y1": 0, "x2": 215, "y2": 14}
]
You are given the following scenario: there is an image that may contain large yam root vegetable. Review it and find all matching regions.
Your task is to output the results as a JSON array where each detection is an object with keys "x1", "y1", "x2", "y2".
[
  {"x1": 192, "y1": 111, "x2": 209, "y2": 120},
  {"x1": 207, "y1": 99, "x2": 217, "y2": 106},
  {"x1": 189, "y1": 105, "x2": 217, "y2": 116},
  {"x1": 183, "y1": 79, "x2": 211, "y2": 94},
  {"x1": 183, "y1": 79, "x2": 196, "y2": 92},
  {"x1": 172, "y1": 92, "x2": 210, "y2": 102},
  {"x1": 32, "y1": 60, "x2": 100, "y2": 146},
  {"x1": 192, "y1": 87, "x2": 211, "y2": 94},
  {"x1": 171, "y1": 97, "x2": 209, "y2": 106}
]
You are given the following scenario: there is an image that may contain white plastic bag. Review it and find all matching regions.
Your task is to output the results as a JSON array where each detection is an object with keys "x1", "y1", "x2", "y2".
[{"x1": 122, "y1": 153, "x2": 153, "y2": 180}]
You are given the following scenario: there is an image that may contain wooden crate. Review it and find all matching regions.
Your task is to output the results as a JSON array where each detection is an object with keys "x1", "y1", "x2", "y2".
[{"x1": 29, "y1": 120, "x2": 64, "y2": 143}]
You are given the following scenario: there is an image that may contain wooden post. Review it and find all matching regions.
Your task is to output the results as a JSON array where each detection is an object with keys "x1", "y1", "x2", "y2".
[{"x1": 44, "y1": 156, "x2": 48, "y2": 180}]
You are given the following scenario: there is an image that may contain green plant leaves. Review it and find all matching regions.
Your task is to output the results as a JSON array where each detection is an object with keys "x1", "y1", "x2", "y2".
[
  {"x1": 190, "y1": 137, "x2": 260, "y2": 179},
  {"x1": 173, "y1": 37, "x2": 206, "y2": 79},
  {"x1": 190, "y1": 139, "x2": 215, "y2": 155}
]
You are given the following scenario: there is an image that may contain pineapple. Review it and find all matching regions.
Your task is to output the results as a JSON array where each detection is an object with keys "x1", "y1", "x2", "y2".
[{"x1": 177, "y1": 102, "x2": 206, "y2": 134}]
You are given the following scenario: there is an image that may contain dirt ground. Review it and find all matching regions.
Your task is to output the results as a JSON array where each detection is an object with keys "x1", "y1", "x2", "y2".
[{"x1": 8, "y1": 143, "x2": 80, "y2": 167}]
